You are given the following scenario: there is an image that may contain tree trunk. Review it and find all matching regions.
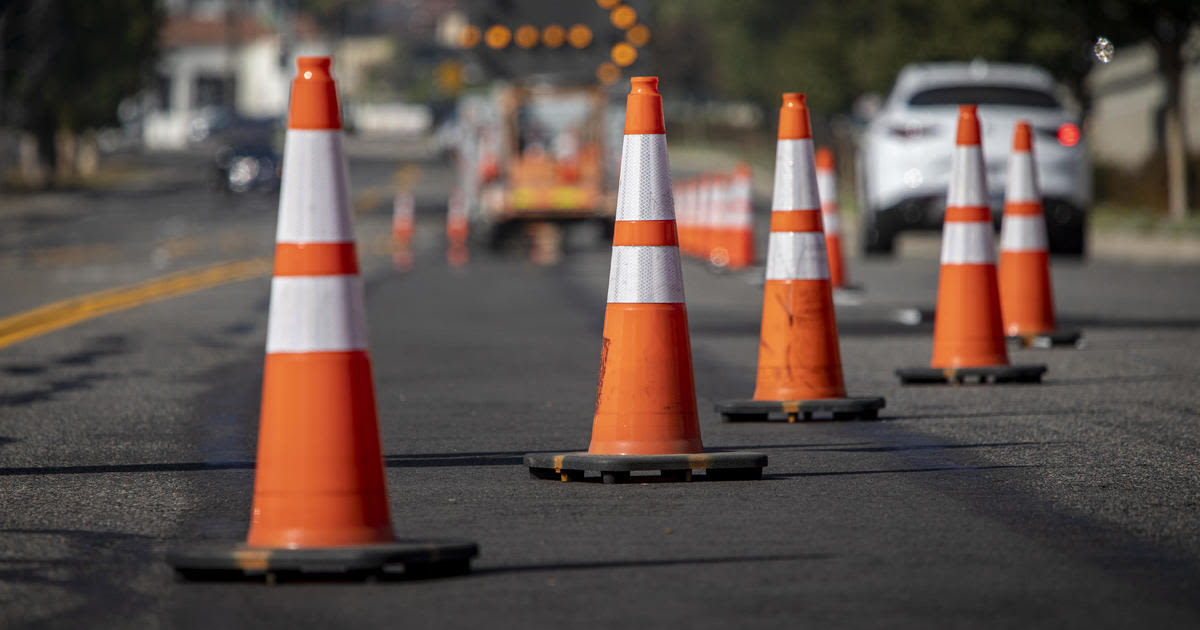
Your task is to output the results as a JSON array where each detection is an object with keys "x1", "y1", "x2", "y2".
[{"x1": 1160, "y1": 39, "x2": 1189, "y2": 222}]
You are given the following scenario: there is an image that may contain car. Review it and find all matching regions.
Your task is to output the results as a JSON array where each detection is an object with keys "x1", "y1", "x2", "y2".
[
  {"x1": 209, "y1": 116, "x2": 282, "y2": 194},
  {"x1": 856, "y1": 61, "x2": 1091, "y2": 256}
]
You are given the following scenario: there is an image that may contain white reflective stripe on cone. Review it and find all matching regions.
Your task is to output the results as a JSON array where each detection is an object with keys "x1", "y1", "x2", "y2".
[
  {"x1": 816, "y1": 171, "x2": 838, "y2": 204},
  {"x1": 771, "y1": 139, "x2": 820, "y2": 211},
  {"x1": 822, "y1": 210, "x2": 841, "y2": 235},
  {"x1": 606, "y1": 246, "x2": 685, "y2": 303},
  {"x1": 941, "y1": 221, "x2": 997, "y2": 264},
  {"x1": 276, "y1": 130, "x2": 354, "y2": 244},
  {"x1": 393, "y1": 193, "x2": 414, "y2": 221},
  {"x1": 1000, "y1": 215, "x2": 1048, "y2": 252},
  {"x1": 266, "y1": 275, "x2": 368, "y2": 353},
  {"x1": 616, "y1": 135, "x2": 675, "y2": 221},
  {"x1": 765, "y1": 232, "x2": 830, "y2": 281},
  {"x1": 1005, "y1": 152, "x2": 1040, "y2": 203},
  {"x1": 946, "y1": 145, "x2": 989, "y2": 208}
]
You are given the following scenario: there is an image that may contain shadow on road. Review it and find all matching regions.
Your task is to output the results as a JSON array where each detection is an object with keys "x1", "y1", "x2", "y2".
[
  {"x1": 767, "y1": 464, "x2": 1040, "y2": 479},
  {"x1": 472, "y1": 552, "x2": 832, "y2": 577}
]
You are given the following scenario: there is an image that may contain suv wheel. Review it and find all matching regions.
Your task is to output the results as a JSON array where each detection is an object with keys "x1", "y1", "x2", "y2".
[{"x1": 862, "y1": 212, "x2": 896, "y2": 255}]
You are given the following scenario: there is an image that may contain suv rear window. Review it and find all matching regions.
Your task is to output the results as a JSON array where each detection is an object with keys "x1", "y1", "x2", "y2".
[{"x1": 908, "y1": 86, "x2": 1060, "y2": 108}]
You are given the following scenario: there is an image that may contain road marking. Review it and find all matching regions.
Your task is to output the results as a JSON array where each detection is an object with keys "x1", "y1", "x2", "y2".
[{"x1": 0, "y1": 258, "x2": 272, "y2": 350}]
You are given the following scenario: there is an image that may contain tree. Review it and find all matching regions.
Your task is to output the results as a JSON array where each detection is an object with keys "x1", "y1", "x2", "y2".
[
  {"x1": 1076, "y1": 0, "x2": 1200, "y2": 220},
  {"x1": 1, "y1": 0, "x2": 161, "y2": 184},
  {"x1": 653, "y1": 0, "x2": 1198, "y2": 217}
]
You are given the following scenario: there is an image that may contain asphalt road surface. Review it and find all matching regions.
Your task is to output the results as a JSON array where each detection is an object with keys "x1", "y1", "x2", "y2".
[{"x1": 1, "y1": 149, "x2": 1199, "y2": 629}]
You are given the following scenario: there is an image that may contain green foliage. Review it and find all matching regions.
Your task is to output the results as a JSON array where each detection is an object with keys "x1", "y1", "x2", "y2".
[
  {"x1": 651, "y1": 0, "x2": 1195, "y2": 116},
  {"x1": 2, "y1": 0, "x2": 162, "y2": 133}
]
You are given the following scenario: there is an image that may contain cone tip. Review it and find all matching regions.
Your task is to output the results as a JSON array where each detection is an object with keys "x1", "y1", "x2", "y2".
[
  {"x1": 1013, "y1": 120, "x2": 1033, "y2": 151},
  {"x1": 778, "y1": 92, "x2": 811, "y2": 139},
  {"x1": 815, "y1": 146, "x2": 834, "y2": 170},
  {"x1": 955, "y1": 104, "x2": 981, "y2": 146},
  {"x1": 288, "y1": 56, "x2": 341, "y2": 130},
  {"x1": 630, "y1": 76, "x2": 659, "y2": 95},
  {"x1": 624, "y1": 76, "x2": 665, "y2": 134},
  {"x1": 782, "y1": 93, "x2": 806, "y2": 107}
]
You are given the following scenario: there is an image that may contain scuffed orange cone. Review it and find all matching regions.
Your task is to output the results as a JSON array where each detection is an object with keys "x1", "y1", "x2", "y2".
[
  {"x1": 999, "y1": 121, "x2": 1081, "y2": 348},
  {"x1": 525, "y1": 77, "x2": 765, "y2": 482},
  {"x1": 715, "y1": 94, "x2": 883, "y2": 422},
  {"x1": 168, "y1": 57, "x2": 476, "y2": 579},
  {"x1": 897, "y1": 106, "x2": 1046, "y2": 385},
  {"x1": 815, "y1": 147, "x2": 854, "y2": 290}
]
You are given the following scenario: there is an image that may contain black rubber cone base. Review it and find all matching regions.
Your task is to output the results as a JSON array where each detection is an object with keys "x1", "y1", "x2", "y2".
[
  {"x1": 896, "y1": 364, "x2": 1047, "y2": 385},
  {"x1": 525, "y1": 451, "x2": 767, "y2": 484},
  {"x1": 716, "y1": 396, "x2": 885, "y2": 422},
  {"x1": 168, "y1": 539, "x2": 478, "y2": 582},
  {"x1": 1007, "y1": 329, "x2": 1083, "y2": 349}
]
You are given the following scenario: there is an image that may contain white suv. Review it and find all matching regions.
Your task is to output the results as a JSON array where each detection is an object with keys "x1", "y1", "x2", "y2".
[{"x1": 856, "y1": 61, "x2": 1091, "y2": 255}]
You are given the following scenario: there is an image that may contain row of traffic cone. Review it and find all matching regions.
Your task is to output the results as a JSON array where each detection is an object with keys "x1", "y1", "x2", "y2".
[
  {"x1": 897, "y1": 105, "x2": 1079, "y2": 383},
  {"x1": 170, "y1": 61, "x2": 1077, "y2": 583},
  {"x1": 390, "y1": 185, "x2": 472, "y2": 271},
  {"x1": 672, "y1": 153, "x2": 854, "y2": 293},
  {"x1": 675, "y1": 166, "x2": 755, "y2": 269}
]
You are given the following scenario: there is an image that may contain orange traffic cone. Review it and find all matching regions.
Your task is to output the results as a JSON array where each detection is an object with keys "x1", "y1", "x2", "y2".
[
  {"x1": 708, "y1": 173, "x2": 733, "y2": 268},
  {"x1": 392, "y1": 189, "x2": 414, "y2": 271},
  {"x1": 446, "y1": 188, "x2": 469, "y2": 267},
  {"x1": 999, "y1": 121, "x2": 1081, "y2": 348},
  {"x1": 897, "y1": 105, "x2": 1046, "y2": 384},
  {"x1": 697, "y1": 175, "x2": 716, "y2": 263},
  {"x1": 169, "y1": 57, "x2": 476, "y2": 579},
  {"x1": 715, "y1": 94, "x2": 883, "y2": 422},
  {"x1": 526, "y1": 77, "x2": 765, "y2": 483},
  {"x1": 686, "y1": 176, "x2": 700, "y2": 258},
  {"x1": 815, "y1": 147, "x2": 855, "y2": 290},
  {"x1": 725, "y1": 163, "x2": 756, "y2": 270}
]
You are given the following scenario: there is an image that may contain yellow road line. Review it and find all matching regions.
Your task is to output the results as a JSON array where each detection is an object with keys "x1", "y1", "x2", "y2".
[{"x1": 0, "y1": 258, "x2": 272, "y2": 350}]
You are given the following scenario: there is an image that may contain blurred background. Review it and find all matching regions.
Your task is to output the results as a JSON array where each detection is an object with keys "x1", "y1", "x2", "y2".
[{"x1": 0, "y1": 0, "x2": 1197, "y2": 255}]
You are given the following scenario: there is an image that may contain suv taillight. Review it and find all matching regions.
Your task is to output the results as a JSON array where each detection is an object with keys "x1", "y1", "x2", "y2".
[
  {"x1": 887, "y1": 121, "x2": 939, "y2": 139},
  {"x1": 1057, "y1": 123, "x2": 1081, "y2": 147}
]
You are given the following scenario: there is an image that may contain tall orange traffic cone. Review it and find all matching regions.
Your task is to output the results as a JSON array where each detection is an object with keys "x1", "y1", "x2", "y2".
[
  {"x1": 169, "y1": 57, "x2": 476, "y2": 579},
  {"x1": 392, "y1": 189, "x2": 414, "y2": 271},
  {"x1": 897, "y1": 105, "x2": 1046, "y2": 384},
  {"x1": 725, "y1": 163, "x2": 756, "y2": 270},
  {"x1": 526, "y1": 77, "x2": 765, "y2": 483},
  {"x1": 999, "y1": 121, "x2": 1081, "y2": 348},
  {"x1": 815, "y1": 147, "x2": 854, "y2": 290},
  {"x1": 715, "y1": 94, "x2": 883, "y2": 422}
]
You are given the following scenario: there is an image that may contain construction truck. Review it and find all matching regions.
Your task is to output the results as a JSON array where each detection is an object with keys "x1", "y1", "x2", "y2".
[{"x1": 468, "y1": 82, "x2": 617, "y2": 250}]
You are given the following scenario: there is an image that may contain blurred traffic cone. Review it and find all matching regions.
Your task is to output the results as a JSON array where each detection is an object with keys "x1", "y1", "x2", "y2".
[
  {"x1": 446, "y1": 189, "x2": 469, "y2": 267},
  {"x1": 708, "y1": 173, "x2": 732, "y2": 268},
  {"x1": 999, "y1": 121, "x2": 1081, "y2": 348},
  {"x1": 726, "y1": 164, "x2": 756, "y2": 270},
  {"x1": 716, "y1": 94, "x2": 883, "y2": 422},
  {"x1": 526, "y1": 77, "x2": 764, "y2": 482},
  {"x1": 169, "y1": 57, "x2": 476, "y2": 580},
  {"x1": 697, "y1": 175, "x2": 716, "y2": 263},
  {"x1": 682, "y1": 178, "x2": 700, "y2": 258},
  {"x1": 392, "y1": 189, "x2": 414, "y2": 272},
  {"x1": 897, "y1": 105, "x2": 1046, "y2": 384},
  {"x1": 815, "y1": 147, "x2": 855, "y2": 290}
]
